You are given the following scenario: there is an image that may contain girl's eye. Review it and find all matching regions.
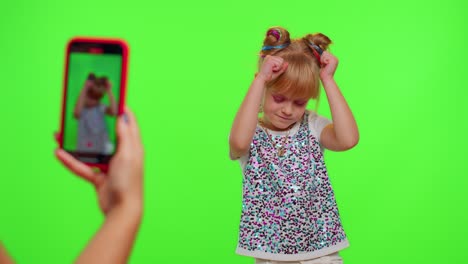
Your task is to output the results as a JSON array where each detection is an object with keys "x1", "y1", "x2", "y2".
[
  {"x1": 294, "y1": 100, "x2": 307, "y2": 106},
  {"x1": 273, "y1": 95, "x2": 286, "y2": 103}
]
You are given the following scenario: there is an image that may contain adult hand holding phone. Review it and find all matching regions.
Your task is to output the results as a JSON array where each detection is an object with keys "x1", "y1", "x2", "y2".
[
  {"x1": 56, "y1": 108, "x2": 143, "y2": 264},
  {"x1": 2, "y1": 108, "x2": 143, "y2": 264}
]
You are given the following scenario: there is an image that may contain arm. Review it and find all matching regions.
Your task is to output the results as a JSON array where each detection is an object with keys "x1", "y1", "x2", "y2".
[
  {"x1": 229, "y1": 56, "x2": 288, "y2": 159},
  {"x1": 229, "y1": 76, "x2": 267, "y2": 159},
  {"x1": 75, "y1": 202, "x2": 141, "y2": 264},
  {"x1": 104, "y1": 81, "x2": 118, "y2": 116},
  {"x1": 0, "y1": 242, "x2": 15, "y2": 264},
  {"x1": 56, "y1": 108, "x2": 143, "y2": 264},
  {"x1": 319, "y1": 52, "x2": 359, "y2": 151},
  {"x1": 74, "y1": 81, "x2": 91, "y2": 119}
]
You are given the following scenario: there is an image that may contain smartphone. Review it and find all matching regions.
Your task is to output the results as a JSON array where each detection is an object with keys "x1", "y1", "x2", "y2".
[{"x1": 58, "y1": 37, "x2": 128, "y2": 171}]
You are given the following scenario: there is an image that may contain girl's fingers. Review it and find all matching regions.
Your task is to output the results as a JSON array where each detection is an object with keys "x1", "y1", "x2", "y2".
[
  {"x1": 273, "y1": 62, "x2": 288, "y2": 77},
  {"x1": 272, "y1": 58, "x2": 283, "y2": 67},
  {"x1": 272, "y1": 60, "x2": 285, "y2": 73},
  {"x1": 320, "y1": 52, "x2": 337, "y2": 65},
  {"x1": 280, "y1": 62, "x2": 288, "y2": 73},
  {"x1": 55, "y1": 149, "x2": 101, "y2": 187}
]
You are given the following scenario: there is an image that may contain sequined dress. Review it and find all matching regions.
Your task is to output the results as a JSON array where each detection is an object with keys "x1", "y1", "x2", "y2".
[
  {"x1": 77, "y1": 104, "x2": 112, "y2": 154},
  {"x1": 236, "y1": 111, "x2": 349, "y2": 261}
]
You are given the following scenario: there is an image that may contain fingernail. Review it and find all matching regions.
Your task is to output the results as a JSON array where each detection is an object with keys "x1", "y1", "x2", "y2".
[{"x1": 123, "y1": 113, "x2": 129, "y2": 123}]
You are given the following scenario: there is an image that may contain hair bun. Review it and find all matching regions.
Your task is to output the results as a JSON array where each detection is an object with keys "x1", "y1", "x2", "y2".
[
  {"x1": 261, "y1": 27, "x2": 291, "y2": 57},
  {"x1": 264, "y1": 27, "x2": 290, "y2": 45},
  {"x1": 303, "y1": 33, "x2": 332, "y2": 52}
]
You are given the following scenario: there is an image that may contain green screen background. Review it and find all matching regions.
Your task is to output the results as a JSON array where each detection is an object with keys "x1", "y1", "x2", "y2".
[
  {"x1": 64, "y1": 53, "x2": 122, "y2": 151},
  {"x1": 0, "y1": 0, "x2": 466, "y2": 263}
]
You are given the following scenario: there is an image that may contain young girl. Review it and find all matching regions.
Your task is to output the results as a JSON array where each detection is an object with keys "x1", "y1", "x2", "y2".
[
  {"x1": 74, "y1": 73, "x2": 118, "y2": 154},
  {"x1": 229, "y1": 27, "x2": 359, "y2": 264}
]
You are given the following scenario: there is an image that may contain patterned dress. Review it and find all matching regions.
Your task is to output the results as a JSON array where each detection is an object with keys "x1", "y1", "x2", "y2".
[
  {"x1": 77, "y1": 104, "x2": 112, "y2": 154},
  {"x1": 236, "y1": 111, "x2": 349, "y2": 261}
]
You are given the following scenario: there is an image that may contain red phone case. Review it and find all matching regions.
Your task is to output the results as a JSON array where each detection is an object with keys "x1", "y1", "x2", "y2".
[{"x1": 58, "y1": 37, "x2": 129, "y2": 172}]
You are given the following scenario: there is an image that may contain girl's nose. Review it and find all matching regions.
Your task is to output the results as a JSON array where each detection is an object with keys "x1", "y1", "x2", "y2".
[{"x1": 281, "y1": 103, "x2": 293, "y2": 116}]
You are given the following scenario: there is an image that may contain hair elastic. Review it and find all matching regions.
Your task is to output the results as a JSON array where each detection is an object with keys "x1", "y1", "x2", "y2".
[
  {"x1": 308, "y1": 41, "x2": 323, "y2": 55},
  {"x1": 305, "y1": 39, "x2": 323, "y2": 64},
  {"x1": 266, "y1": 29, "x2": 282, "y2": 41},
  {"x1": 261, "y1": 43, "x2": 290, "y2": 51}
]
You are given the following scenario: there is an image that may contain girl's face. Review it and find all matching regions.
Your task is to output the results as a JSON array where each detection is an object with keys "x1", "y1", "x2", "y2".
[
  {"x1": 85, "y1": 84, "x2": 105, "y2": 107},
  {"x1": 262, "y1": 89, "x2": 309, "y2": 131},
  {"x1": 85, "y1": 97, "x2": 100, "y2": 107}
]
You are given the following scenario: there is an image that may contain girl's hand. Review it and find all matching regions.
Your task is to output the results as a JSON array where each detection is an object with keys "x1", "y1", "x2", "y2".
[
  {"x1": 104, "y1": 80, "x2": 112, "y2": 92},
  {"x1": 85, "y1": 80, "x2": 94, "y2": 90},
  {"x1": 55, "y1": 108, "x2": 144, "y2": 215},
  {"x1": 319, "y1": 51, "x2": 338, "y2": 81},
  {"x1": 257, "y1": 55, "x2": 288, "y2": 82}
]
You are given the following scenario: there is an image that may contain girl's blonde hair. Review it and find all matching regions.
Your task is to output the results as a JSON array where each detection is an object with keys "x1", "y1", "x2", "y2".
[{"x1": 259, "y1": 27, "x2": 332, "y2": 102}]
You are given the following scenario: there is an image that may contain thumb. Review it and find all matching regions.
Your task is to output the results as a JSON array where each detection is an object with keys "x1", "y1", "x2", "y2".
[
  {"x1": 115, "y1": 112, "x2": 131, "y2": 153},
  {"x1": 273, "y1": 62, "x2": 288, "y2": 76},
  {"x1": 320, "y1": 58, "x2": 328, "y2": 68},
  {"x1": 280, "y1": 62, "x2": 288, "y2": 74}
]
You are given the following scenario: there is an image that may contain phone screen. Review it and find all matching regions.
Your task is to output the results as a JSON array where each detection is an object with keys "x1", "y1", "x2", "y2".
[{"x1": 62, "y1": 41, "x2": 126, "y2": 164}]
